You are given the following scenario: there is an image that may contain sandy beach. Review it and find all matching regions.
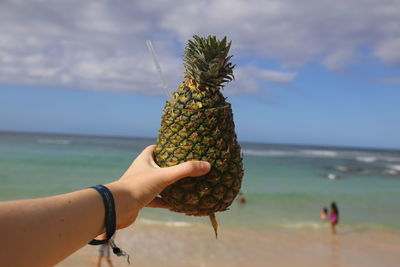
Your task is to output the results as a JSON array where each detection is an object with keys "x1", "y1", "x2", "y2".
[{"x1": 57, "y1": 220, "x2": 400, "y2": 267}]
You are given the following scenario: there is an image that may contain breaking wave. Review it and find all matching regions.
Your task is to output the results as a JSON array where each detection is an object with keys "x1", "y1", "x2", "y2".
[
  {"x1": 242, "y1": 149, "x2": 338, "y2": 158},
  {"x1": 356, "y1": 156, "x2": 377, "y2": 163},
  {"x1": 243, "y1": 148, "x2": 400, "y2": 165},
  {"x1": 37, "y1": 139, "x2": 71, "y2": 145},
  {"x1": 386, "y1": 165, "x2": 400, "y2": 175}
]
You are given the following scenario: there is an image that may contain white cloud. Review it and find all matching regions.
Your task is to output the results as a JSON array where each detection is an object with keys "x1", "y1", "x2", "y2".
[
  {"x1": 0, "y1": 0, "x2": 399, "y2": 95},
  {"x1": 323, "y1": 49, "x2": 357, "y2": 70},
  {"x1": 162, "y1": 0, "x2": 400, "y2": 66},
  {"x1": 228, "y1": 66, "x2": 297, "y2": 94},
  {"x1": 374, "y1": 38, "x2": 400, "y2": 66},
  {"x1": 257, "y1": 69, "x2": 297, "y2": 84}
]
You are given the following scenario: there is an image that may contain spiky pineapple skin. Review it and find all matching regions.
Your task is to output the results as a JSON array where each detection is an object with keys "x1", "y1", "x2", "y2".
[{"x1": 154, "y1": 82, "x2": 243, "y2": 216}]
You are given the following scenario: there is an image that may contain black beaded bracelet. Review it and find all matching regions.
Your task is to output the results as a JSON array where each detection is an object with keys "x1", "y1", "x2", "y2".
[{"x1": 88, "y1": 185, "x2": 116, "y2": 245}]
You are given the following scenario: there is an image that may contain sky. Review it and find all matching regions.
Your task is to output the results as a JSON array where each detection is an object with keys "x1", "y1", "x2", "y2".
[{"x1": 0, "y1": 0, "x2": 399, "y2": 149}]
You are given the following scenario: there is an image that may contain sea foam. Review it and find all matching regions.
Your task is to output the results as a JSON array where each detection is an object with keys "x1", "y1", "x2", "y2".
[
  {"x1": 388, "y1": 164, "x2": 400, "y2": 172},
  {"x1": 37, "y1": 139, "x2": 71, "y2": 145},
  {"x1": 243, "y1": 147, "x2": 400, "y2": 167},
  {"x1": 242, "y1": 149, "x2": 292, "y2": 157},
  {"x1": 139, "y1": 218, "x2": 192, "y2": 227},
  {"x1": 282, "y1": 221, "x2": 324, "y2": 229},
  {"x1": 356, "y1": 156, "x2": 377, "y2": 163},
  {"x1": 242, "y1": 149, "x2": 338, "y2": 158},
  {"x1": 300, "y1": 149, "x2": 338, "y2": 157}
]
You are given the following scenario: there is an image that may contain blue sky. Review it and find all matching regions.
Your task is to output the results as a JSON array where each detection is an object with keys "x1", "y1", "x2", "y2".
[{"x1": 0, "y1": 0, "x2": 399, "y2": 149}]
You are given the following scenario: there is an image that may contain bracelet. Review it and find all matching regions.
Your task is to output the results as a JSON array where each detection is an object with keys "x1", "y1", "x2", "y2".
[{"x1": 88, "y1": 185, "x2": 116, "y2": 245}]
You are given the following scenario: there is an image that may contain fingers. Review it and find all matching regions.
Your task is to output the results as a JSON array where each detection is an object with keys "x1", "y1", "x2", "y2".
[
  {"x1": 162, "y1": 161, "x2": 211, "y2": 185},
  {"x1": 133, "y1": 145, "x2": 159, "y2": 168},
  {"x1": 139, "y1": 145, "x2": 156, "y2": 160},
  {"x1": 146, "y1": 197, "x2": 170, "y2": 209}
]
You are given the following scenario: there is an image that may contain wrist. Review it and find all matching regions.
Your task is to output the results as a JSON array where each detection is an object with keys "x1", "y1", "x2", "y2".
[{"x1": 105, "y1": 181, "x2": 141, "y2": 229}]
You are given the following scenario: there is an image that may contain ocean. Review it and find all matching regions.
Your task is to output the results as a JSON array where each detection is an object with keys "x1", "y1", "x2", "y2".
[{"x1": 1, "y1": 131, "x2": 399, "y2": 233}]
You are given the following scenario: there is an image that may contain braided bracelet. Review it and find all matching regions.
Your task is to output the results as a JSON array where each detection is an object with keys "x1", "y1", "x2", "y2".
[
  {"x1": 88, "y1": 185, "x2": 116, "y2": 245},
  {"x1": 88, "y1": 184, "x2": 131, "y2": 264}
]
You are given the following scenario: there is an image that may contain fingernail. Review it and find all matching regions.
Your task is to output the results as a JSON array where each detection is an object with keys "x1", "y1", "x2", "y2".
[{"x1": 200, "y1": 162, "x2": 211, "y2": 171}]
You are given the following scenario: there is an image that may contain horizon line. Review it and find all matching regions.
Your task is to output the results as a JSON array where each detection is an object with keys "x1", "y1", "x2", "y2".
[{"x1": 1, "y1": 129, "x2": 398, "y2": 152}]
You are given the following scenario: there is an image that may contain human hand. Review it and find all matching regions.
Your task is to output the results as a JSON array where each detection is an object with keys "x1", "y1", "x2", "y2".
[
  {"x1": 0, "y1": 145, "x2": 210, "y2": 266},
  {"x1": 107, "y1": 145, "x2": 211, "y2": 229}
]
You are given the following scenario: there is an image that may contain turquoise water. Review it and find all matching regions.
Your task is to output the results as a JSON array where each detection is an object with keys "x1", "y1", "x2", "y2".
[{"x1": 1, "y1": 131, "x2": 399, "y2": 232}]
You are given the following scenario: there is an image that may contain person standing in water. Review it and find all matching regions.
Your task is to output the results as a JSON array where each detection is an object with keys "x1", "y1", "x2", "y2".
[
  {"x1": 320, "y1": 207, "x2": 328, "y2": 221},
  {"x1": 238, "y1": 192, "x2": 246, "y2": 204},
  {"x1": 95, "y1": 233, "x2": 114, "y2": 267},
  {"x1": 330, "y1": 202, "x2": 339, "y2": 234}
]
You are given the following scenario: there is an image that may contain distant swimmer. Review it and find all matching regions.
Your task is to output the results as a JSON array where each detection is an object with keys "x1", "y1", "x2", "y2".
[
  {"x1": 238, "y1": 192, "x2": 246, "y2": 204},
  {"x1": 330, "y1": 202, "x2": 339, "y2": 235},
  {"x1": 320, "y1": 207, "x2": 328, "y2": 221}
]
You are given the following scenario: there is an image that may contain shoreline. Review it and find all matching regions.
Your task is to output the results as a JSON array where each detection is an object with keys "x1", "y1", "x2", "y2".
[{"x1": 57, "y1": 221, "x2": 400, "y2": 267}]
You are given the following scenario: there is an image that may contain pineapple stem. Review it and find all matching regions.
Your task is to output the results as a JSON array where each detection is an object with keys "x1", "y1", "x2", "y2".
[{"x1": 209, "y1": 213, "x2": 218, "y2": 239}]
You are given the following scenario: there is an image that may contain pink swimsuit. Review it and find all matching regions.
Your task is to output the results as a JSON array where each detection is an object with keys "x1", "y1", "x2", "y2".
[{"x1": 330, "y1": 213, "x2": 338, "y2": 224}]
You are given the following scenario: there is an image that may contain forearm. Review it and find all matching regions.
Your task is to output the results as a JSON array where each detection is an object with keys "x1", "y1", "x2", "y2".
[
  {"x1": 0, "y1": 145, "x2": 210, "y2": 266},
  {"x1": 0, "y1": 182, "x2": 138, "y2": 266}
]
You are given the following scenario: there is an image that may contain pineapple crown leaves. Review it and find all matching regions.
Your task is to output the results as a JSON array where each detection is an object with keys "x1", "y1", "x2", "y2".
[{"x1": 183, "y1": 35, "x2": 235, "y2": 90}]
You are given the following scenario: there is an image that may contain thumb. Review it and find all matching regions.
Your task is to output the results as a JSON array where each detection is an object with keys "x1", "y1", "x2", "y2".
[{"x1": 161, "y1": 161, "x2": 211, "y2": 185}]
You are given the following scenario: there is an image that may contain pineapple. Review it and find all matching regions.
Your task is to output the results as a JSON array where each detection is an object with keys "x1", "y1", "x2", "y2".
[{"x1": 154, "y1": 35, "x2": 243, "y2": 237}]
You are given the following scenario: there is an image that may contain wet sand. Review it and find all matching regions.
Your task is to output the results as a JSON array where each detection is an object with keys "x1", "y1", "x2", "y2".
[{"x1": 57, "y1": 221, "x2": 400, "y2": 267}]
